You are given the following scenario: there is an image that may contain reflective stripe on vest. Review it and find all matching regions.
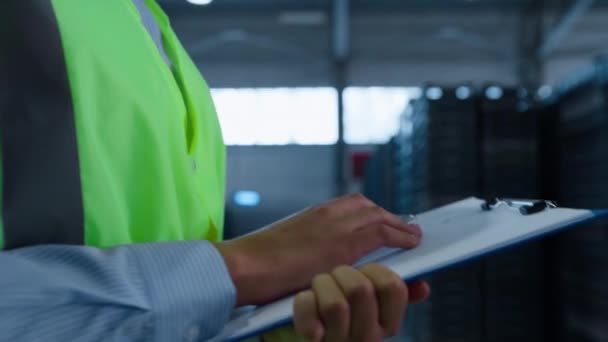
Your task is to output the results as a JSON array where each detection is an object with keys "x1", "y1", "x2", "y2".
[{"x1": 0, "y1": 0, "x2": 84, "y2": 249}]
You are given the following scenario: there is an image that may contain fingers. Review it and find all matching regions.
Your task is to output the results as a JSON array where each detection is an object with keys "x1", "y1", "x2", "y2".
[
  {"x1": 298, "y1": 266, "x2": 428, "y2": 342},
  {"x1": 351, "y1": 224, "x2": 422, "y2": 257},
  {"x1": 342, "y1": 206, "x2": 422, "y2": 236},
  {"x1": 332, "y1": 266, "x2": 382, "y2": 342},
  {"x1": 312, "y1": 274, "x2": 350, "y2": 342},
  {"x1": 359, "y1": 264, "x2": 409, "y2": 337},
  {"x1": 319, "y1": 193, "x2": 377, "y2": 215},
  {"x1": 294, "y1": 290, "x2": 324, "y2": 342},
  {"x1": 407, "y1": 280, "x2": 431, "y2": 304}
]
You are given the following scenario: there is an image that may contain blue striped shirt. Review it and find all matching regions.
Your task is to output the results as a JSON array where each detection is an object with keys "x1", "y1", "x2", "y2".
[{"x1": 0, "y1": 241, "x2": 236, "y2": 341}]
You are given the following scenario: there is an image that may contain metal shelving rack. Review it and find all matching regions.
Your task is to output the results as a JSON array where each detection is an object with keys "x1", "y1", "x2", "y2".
[{"x1": 549, "y1": 58, "x2": 608, "y2": 342}]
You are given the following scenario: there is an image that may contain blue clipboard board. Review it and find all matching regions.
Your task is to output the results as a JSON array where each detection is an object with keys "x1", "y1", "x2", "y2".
[{"x1": 214, "y1": 198, "x2": 608, "y2": 341}]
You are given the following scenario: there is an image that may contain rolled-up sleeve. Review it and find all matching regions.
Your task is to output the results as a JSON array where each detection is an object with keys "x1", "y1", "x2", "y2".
[{"x1": 0, "y1": 241, "x2": 236, "y2": 342}]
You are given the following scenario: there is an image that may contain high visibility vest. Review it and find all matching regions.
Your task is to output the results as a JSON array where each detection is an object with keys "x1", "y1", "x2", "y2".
[{"x1": 0, "y1": 0, "x2": 225, "y2": 249}]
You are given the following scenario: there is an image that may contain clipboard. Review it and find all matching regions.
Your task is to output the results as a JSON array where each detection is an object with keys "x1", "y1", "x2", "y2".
[{"x1": 213, "y1": 197, "x2": 608, "y2": 341}]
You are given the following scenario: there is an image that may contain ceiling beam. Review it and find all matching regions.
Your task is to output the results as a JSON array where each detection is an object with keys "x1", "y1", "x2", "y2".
[
  {"x1": 538, "y1": 0, "x2": 595, "y2": 59},
  {"x1": 332, "y1": 0, "x2": 350, "y2": 61},
  {"x1": 424, "y1": 26, "x2": 511, "y2": 60},
  {"x1": 159, "y1": 0, "x2": 537, "y2": 17},
  {"x1": 159, "y1": 1, "x2": 327, "y2": 16},
  {"x1": 332, "y1": 0, "x2": 350, "y2": 195}
]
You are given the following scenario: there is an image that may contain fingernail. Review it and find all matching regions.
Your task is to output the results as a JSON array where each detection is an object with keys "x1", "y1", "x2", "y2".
[
  {"x1": 410, "y1": 224, "x2": 423, "y2": 236},
  {"x1": 399, "y1": 214, "x2": 417, "y2": 223},
  {"x1": 408, "y1": 233, "x2": 421, "y2": 247}
]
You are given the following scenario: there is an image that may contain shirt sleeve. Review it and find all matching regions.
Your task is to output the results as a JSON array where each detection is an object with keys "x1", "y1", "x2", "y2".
[{"x1": 0, "y1": 241, "x2": 236, "y2": 342}]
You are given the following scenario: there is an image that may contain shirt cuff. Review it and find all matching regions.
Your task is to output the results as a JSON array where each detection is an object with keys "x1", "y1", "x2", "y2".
[{"x1": 130, "y1": 240, "x2": 236, "y2": 341}]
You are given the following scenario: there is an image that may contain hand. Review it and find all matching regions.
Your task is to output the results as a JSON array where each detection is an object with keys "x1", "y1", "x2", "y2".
[
  {"x1": 293, "y1": 264, "x2": 430, "y2": 342},
  {"x1": 214, "y1": 193, "x2": 422, "y2": 306}
]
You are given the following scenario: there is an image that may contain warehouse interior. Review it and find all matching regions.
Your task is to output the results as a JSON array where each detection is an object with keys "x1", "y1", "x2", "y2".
[{"x1": 158, "y1": 0, "x2": 608, "y2": 341}]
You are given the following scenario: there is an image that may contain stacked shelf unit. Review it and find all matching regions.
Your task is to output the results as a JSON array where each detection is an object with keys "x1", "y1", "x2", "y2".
[{"x1": 549, "y1": 59, "x2": 608, "y2": 342}]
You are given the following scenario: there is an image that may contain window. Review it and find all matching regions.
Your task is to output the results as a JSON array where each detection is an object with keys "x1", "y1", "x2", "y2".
[
  {"x1": 344, "y1": 87, "x2": 421, "y2": 144},
  {"x1": 211, "y1": 87, "x2": 338, "y2": 145}
]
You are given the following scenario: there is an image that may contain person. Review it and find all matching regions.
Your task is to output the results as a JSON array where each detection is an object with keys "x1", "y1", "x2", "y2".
[{"x1": 0, "y1": 1, "x2": 429, "y2": 341}]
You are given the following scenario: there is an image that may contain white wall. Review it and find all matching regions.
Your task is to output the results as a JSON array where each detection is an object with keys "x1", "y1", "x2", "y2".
[{"x1": 224, "y1": 145, "x2": 336, "y2": 238}]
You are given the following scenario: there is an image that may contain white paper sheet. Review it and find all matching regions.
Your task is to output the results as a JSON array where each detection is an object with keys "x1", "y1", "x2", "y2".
[{"x1": 214, "y1": 197, "x2": 595, "y2": 341}]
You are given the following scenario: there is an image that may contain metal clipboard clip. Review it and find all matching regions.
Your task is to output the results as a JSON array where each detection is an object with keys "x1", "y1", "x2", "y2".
[
  {"x1": 399, "y1": 214, "x2": 417, "y2": 223},
  {"x1": 481, "y1": 198, "x2": 558, "y2": 215}
]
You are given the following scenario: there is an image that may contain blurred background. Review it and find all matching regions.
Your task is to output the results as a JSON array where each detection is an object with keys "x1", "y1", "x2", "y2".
[{"x1": 159, "y1": 0, "x2": 608, "y2": 341}]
